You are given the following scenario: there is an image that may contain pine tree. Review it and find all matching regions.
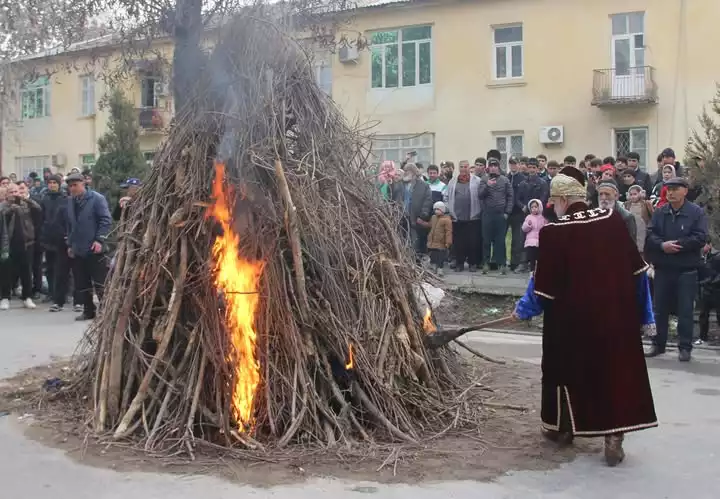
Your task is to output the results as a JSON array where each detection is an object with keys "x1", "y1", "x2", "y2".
[
  {"x1": 93, "y1": 88, "x2": 146, "y2": 207},
  {"x1": 687, "y1": 85, "x2": 720, "y2": 243}
]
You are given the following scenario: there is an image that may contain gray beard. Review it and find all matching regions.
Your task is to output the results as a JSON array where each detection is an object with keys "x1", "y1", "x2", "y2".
[{"x1": 599, "y1": 200, "x2": 614, "y2": 210}]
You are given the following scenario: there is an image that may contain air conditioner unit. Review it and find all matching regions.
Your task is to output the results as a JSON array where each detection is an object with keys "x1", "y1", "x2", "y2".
[
  {"x1": 539, "y1": 126, "x2": 564, "y2": 144},
  {"x1": 338, "y1": 45, "x2": 359, "y2": 64},
  {"x1": 51, "y1": 153, "x2": 67, "y2": 167}
]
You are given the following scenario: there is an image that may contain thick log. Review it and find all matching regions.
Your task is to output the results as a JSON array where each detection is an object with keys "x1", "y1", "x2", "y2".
[{"x1": 424, "y1": 316, "x2": 516, "y2": 349}]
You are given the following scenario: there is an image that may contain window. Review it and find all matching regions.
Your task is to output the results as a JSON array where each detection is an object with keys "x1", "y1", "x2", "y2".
[
  {"x1": 371, "y1": 134, "x2": 434, "y2": 166},
  {"x1": 141, "y1": 77, "x2": 160, "y2": 108},
  {"x1": 14, "y1": 156, "x2": 51, "y2": 179},
  {"x1": 611, "y1": 13, "x2": 645, "y2": 75},
  {"x1": 370, "y1": 26, "x2": 432, "y2": 89},
  {"x1": 80, "y1": 154, "x2": 96, "y2": 168},
  {"x1": 493, "y1": 25, "x2": 523, "y2": 79},
  {"x1": 315, "y1": 61, "x2": 332, "y2": 95},
  {"x1": 614, "y1": 127, "x2": 648, "y2": 170},
  {"x1": 143, "y1": 151, "x2": 156, "y2": 166},
  {"x1": 494, "y1": 133, "x2": 524, "y2": 169},
  {"x1": 80, "y1": 75, "x2": 96, "y2": 116},
  {"x1": 20, "y1": 77, "x2": 51, "y2": 119}
]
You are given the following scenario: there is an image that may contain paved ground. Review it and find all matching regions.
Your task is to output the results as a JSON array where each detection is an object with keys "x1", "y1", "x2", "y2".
[
  {"x1": 1, "y1": 304, "x2": 720, "y2": 498},
  {"x1": 441, "y1": 270, "x2": 528, "y2": 296}
]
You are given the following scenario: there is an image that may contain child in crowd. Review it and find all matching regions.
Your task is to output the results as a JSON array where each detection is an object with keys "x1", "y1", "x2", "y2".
[
  {"x1": 623, "y1": 185, "x2": 654, "y2": 254},
  {"x1": 521, "y1": 199, "x2": 546, "y2": 272},
  {"x1": 427, "y1": 201, "x2": 452, "y2": 276},
  {"x1": 651, "y1": 164, "x2": 675, "y2": 207}
]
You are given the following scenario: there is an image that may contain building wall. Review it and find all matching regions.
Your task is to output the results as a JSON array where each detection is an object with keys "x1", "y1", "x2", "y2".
[{"x1": 330, "y1": 0, "x2": 720, "y2": 169}]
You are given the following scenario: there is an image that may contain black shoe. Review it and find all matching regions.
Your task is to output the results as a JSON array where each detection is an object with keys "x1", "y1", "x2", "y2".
[
  {"x1": 678, "y1": 350, "x2": 692, "y2": 362},
  {"x1": 48, "y1": 304, "x2": 64, "y2": 312},
  {"x1": 75, "y1": 313, "x2": 96, "y2": 321},
  {"x1": 468, "y1": 265, "x2": 478, "y2": 273},
  {"x1": 644, "y1": 345, "x2": 666, "y2": 358}
]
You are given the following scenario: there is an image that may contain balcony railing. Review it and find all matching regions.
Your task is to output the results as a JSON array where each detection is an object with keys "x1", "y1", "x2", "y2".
[
  {"x1": 592, "y1": 66, "x2": 658, "y2": 106},
  {"x1": 137, "y1": 107, "x2": 166, "y2": 132}
]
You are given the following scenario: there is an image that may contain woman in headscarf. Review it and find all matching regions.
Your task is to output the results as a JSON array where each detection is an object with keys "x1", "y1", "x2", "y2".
[{"x1": 377, "y1": 160, "x2": 398, "y2": 200}]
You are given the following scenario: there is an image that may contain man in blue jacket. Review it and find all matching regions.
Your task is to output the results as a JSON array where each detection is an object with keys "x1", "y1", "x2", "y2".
[
  {"x1": 66, "y1": 173, "x2": 112, "y2": 321},
  {"x1": 645, "y1": 177, "x2": 708, "y2": 361}
]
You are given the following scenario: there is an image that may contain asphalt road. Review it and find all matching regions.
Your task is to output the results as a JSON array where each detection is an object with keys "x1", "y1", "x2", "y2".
[{"x1": 1, "y1": 304, "x2": 719, "y2": 498}]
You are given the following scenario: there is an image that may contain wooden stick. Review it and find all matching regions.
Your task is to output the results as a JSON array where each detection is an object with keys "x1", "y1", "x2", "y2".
[
  {"x1": 352, "y1": 382, "x2": 417, "y2": 444},
  {"x1": 424, "y1": 316, "x2": 516, "y2": 349},
  {"x1": 274, "y1": 159, "x2": 310, "y2": 324},
  {"x1": 452, "y1": 339, "x2": 506, "y2": 365}
]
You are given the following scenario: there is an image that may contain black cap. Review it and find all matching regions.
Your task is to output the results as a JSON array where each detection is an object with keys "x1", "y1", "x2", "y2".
[
  {"x1": 508, "y1": 157, "x2": 518, "y2": 165},
  {"x1": 559, "y1": 166, "x2": 587, "y2": 187},
  {"x1": 488, "y1": 158, "x2": 501, "y2": 167},
  {"x1": 661, "y1": 147, "x2": 676, "y2": 158},
  {"x1": 527, "y1": 158, "x2": 539, "y2": 166},
  {"x1": 665, "y1": 177, "x2": 688, "y2": 188},
  {"x1": 66, "y1": 173, "x2": 85, "y2": 184}
]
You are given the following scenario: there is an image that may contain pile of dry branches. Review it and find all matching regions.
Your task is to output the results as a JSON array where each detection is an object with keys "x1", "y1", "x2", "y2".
[{"x1": 75, "y1": 15, "x2": 479, "y2": 455}]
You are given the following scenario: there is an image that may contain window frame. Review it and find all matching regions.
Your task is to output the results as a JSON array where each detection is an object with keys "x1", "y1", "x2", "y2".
[
  {"x1": 80, "y1": 75, "x2": 96, "y2": 117},
  {"x1": 15, "y1": 156, "x2": 51, "y2": 179},
  {"x1": 493, "y1": 132, "x2": 525, "y2": 170},
  {"x1": 369, "y1": 25, "x2": 433, "y2": 90},
  {"x1": 371, "y1": 133, "x2": 435, "y2": 166},
  {"x1": 492, "y1": 24, "x2": 524, "y2": 80},
  {"x1": 315, "y1": 60, "x2": 333, "y2": 96},
  {"x1": 613, "y1": 126, "x2": 649, "y2": 171},
  {"x1": 140, "y1": 76, "x2": 160, "y2": 108},
  {"x1": 20, "y1": 77, "x2": 51, "y2": 120}
]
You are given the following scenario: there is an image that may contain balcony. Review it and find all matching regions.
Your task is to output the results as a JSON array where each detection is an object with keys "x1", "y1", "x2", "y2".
[
  {"x1": 592, "y1": 66, "x2": 658, "y2": 107},
  {"x1": 137, "y1": 107, "x2": 166, "y2": 133}
]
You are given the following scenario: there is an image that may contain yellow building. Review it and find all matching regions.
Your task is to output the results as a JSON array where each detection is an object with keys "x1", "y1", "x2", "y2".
[{"x1": 3, "y1": 0, "x2": 719, "y2": 177}]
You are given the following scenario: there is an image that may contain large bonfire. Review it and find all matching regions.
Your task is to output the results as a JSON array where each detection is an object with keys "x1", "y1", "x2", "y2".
[{"x1": 76, "y1": 15, "x2": 482, "y2": 454}]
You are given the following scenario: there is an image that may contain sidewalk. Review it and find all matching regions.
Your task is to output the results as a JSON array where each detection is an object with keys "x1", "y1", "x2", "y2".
[{"x1": 441, "y1": 270, "x2": 529, "y2": 296}]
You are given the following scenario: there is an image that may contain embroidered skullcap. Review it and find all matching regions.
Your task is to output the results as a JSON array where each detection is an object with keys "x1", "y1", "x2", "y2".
[
  {"x1": 549, "y1": 173, "x2": 587, "y2": 198},
  {"x1": 558, "y1": 166, "x2": 586, "y2": 187}
]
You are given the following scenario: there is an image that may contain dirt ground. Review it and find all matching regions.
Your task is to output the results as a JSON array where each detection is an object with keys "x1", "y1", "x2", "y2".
[
  {"x1": 433, "y1": 292, "x2": 541, "y2": 333},
  {"x1": 0, "y1": 356, "x2": 596, "y2": 487}
]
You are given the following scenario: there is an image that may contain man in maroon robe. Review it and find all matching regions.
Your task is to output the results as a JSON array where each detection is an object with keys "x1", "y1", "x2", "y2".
[{"x1": 514, "y1": 166, "x2": 657, "y2": 467}]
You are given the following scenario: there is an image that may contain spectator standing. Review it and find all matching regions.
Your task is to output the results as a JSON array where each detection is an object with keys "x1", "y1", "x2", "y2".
[
  {"x1": 651, "y1": 164, "x2": 675, "y2": 207},
  {"x1": 113, "y1": 178, "x2": 142, "y2": 221},
  {"x1": 536, "y1": 154, "x2": 548, "y2": 181},
  {"x1": 597, "y1": 178, "x2": 637, "y2": 243},
  {"x1": 66, "y1": 173, "x2": 112, "y2": 321},
  {"x1": 517, "y1": 158, "x2": 550, "y2": 211},
  {"x1": 377, "y1": 160, "x2": 398, "y2": 201},
  {"x1": 440, "y1": 161, "x2": 454, "y2": 184},
  {"x1": 479, "y1": 159, "x2": 513, "y2": 275},
  {"x1": 624, "y1": 185, "x2": 654, "y2": 255},
  {"x1": 618, "y1": 169, "x2": 636, "y2": 202},
  {"x1": 545, "y1": 160, "x2": 561, "y2": 183},
  {"x1": 615, "y1": 157, "x2": 629, "y2": 176},
  {"x1": 0, "y1": 177, "x2": 10, "y2": 188},
  {"x1": 40, "y1": 175, "x2": 71, "y2": 310},
  {"x1": 474, "y1": 157, "x2": 487, "y2": 178},
  {"x1": 0, "y1": 183, "x2": 41, "y2": 310},
  {"x1": 645, "y1": 177, "x2": 708, "y2": 361},
  {"x1": 506, "y1": 157, "x2": 528, "y2": 272},
  {"x1": 444, "y1": 160, "x2": 482, "y2": 271},
  {"x1": 521, "y1": 199, "x2": 546, "y2": 272},
  {"x1": 425, "y1": 165, "x2": 447, "y2": 204},
  {"x1": 660, "y1": 147, "x2": 683, "y2": 178},
  {"x1": 563, "y1": 156, "x2": 577, "y2": 168},
  {"x1": 426, "y1": 201, "x2": 452, "y2": 276},
  {"x1": 391, "y1": 164, "x2": 432, "y2": 257},
  {"x1": 627, "y1": 152, "x2": 652, "y2": 194}
]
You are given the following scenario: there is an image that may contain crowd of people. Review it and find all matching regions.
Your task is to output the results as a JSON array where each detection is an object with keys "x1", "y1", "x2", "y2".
[
  {"x1": 378, "y1": 145, "x2": 714, "y2": 355},
  {"x1": 0, "y1": 168, "x2": 139, "y2": 319}
]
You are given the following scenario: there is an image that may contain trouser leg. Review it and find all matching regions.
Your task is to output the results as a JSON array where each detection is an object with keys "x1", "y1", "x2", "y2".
[
  {"x1": 492, "y1": 214, "x2": 508, "y2": 267},
  {"x1": 73, "y1": 256, "x2": 95, "y2": 315},
  {"x1": 509, "y1": 213, "x2": 525, "y2": 267},
  {"x1": 32, "y1": 245, "x2": 43, "y2": 294},
  {"x1": 653, "y1": 269, "x2": 675, "y2": 351},
  {"x1": 676, "y1": 270, "x2": 698, "y2": 352},
  {"x1": 53, "y1": 250, "x2": 71, "y2": 307}
]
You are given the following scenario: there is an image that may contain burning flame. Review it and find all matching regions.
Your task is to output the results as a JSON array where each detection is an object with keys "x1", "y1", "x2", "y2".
[
  {"x1": 208, "y1": 162, "x2": 264, "y2": 431},
  {"x1": 423, "y1": 307, "x2": 437, "y2": 333},
  {"x1": 345, "y1": 343, "x2": 355, "y2": 370}
]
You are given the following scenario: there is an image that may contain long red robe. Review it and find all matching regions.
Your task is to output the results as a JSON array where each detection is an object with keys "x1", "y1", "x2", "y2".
[{"x1": 534, "y1": 203, "x2": 658, "y2": 436}]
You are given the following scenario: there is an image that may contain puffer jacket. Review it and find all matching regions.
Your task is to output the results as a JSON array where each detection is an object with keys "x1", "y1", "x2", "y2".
[
  {"x1": 427, "y1": 214, "x2": 452, "y2": 249},
  {"x1": 40, "y1": 190, "x2": 69, "y2": 250}
]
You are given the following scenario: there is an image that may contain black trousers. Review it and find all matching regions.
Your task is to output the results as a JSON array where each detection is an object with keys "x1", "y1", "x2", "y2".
[
  {"x1": 32, "y1": 244, "x2": 43, "y2": 293},
  {"x1": 48, "y1": 248, "x2": 78, "y2": 306},
  {"x1": 72, "y1": 254, "x2": 108, "y2": 315},
  {"x1": 429, "y1": 248, "x2": 448, "y2": 269},
  {"x1": 453, "y1": 220, "x2": 481, "y2": 268},
  {"x1": 507, "y1": 212, "x2": 526, "y2": 267},
  {"x1": 0, "y1": 247, "x2": 33, "y2": 300},
  {"x1": 698, "y1": 285, "x2": 720, "y2": 342},
  {"x1": 526, "y1": 246, "x2": 539, "y2": 271}
]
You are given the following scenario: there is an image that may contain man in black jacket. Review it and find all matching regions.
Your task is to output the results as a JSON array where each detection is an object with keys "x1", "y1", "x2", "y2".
[
  {"x1": 627, "y1": 152, "x2": 652, "y2": 194},
  {"x1": 645, "y1": 177, "x2": 708, "y2": 362},
  {"x1": 40, "y1": 175, "x2": 72, "y2": 311},
  {"x1": 506, "y1": 157, "x2": 527, "y2": 272},
  {"x1": 517, "y1": 158, "x2": 550, "y2": 211}
]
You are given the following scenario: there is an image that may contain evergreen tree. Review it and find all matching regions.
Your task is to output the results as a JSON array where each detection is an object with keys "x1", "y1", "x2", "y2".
[{"x1": 93, "y1": 88, "x2": 146, "y2": 207}]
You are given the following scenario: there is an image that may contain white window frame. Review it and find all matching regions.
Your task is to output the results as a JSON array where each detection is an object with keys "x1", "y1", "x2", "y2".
[
  {"x1": 492, "y1": 24, "x2": 524, "y2": 80},
  {"x1": 140, "y1": 76, "x2": 160, "y2": 108},
  {"x1": 370, "y1": 26, "x2": 432, "y2": 89},
  {"x1": 80, "y1": 75, "x2": 96, "y2": 117},
  {"x1": 80, "y1": 153, "x2": 96, "y2": 168},
  {"x1": 493, "y1": 133, "x2": 524, "y2": 170},
  {"x1": 371, "y1": 133, "x2": 434, "y2": 166},
  {"x1": 14, "y1": 156, "x2": 51, "y2": 179},
  {"x1": 315, "y1": 60, "x2": 332, "y2": 96},
  {"x1": 143, "y1": 151, "x2": 156, "y2": 166},
  {"x1": 20, "y1": 77, "x2": 51, "y2": 120},
  {"x1": 613, "y1": 126, "x2": 649, "y2": 171}
]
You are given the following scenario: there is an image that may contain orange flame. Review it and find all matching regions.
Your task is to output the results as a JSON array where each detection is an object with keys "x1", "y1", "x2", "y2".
[
  {"x1": 208, "y1": 162, "x2": 264, "y2": 431},
  {"x1": 345, "y1": 343, "x2": 355, "y2": 370},
  {"x1": 423, "y1": 307, "x2": 437, "y2": 333}
]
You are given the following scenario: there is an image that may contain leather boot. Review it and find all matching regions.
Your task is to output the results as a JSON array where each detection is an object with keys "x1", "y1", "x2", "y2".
[
  {"x1": 604, "y1": 433, "x2": 625, "y2": 466},
  {"x1": 542, "y1": 429, "x2": 574, "y2": 446}
]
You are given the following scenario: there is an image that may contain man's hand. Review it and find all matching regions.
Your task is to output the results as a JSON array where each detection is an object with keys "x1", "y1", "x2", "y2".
[
  {"x1": 67, "y1": 248, "x2": 74, "y2": 258},
  {"x1": 662, "y1": 240, "x2": 682, "y2": 254},
  {"x1": 703, "y1": 243, "x2": 712, "y2": 255},
  {"x1": 416, "y1": 218, "x2": 430, "y2": 228},
  {"x1": 90, "y1": 241, "x2": 103, "y2": 254},
  {"x1": 503, "y1": 213, "x2": 509, "y2": 220},
  {"x1": 488, "y1": 178, "x2": 496, "y2": 186},
  {"x1": 119, "y1": 196, "x2": 132, "y2": 208},
  {"x1": 511, "y1": 309, "x2": 521, "y2": 321}
]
